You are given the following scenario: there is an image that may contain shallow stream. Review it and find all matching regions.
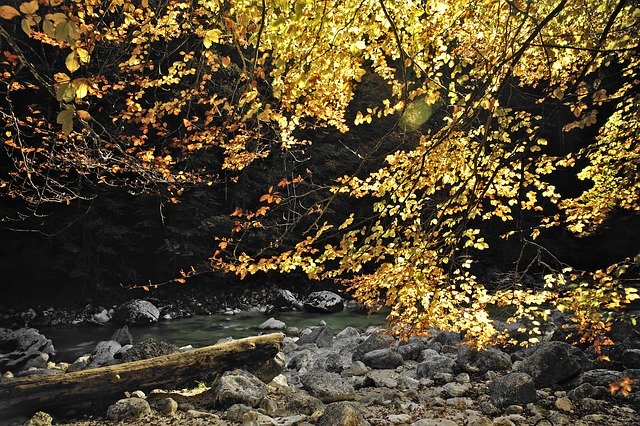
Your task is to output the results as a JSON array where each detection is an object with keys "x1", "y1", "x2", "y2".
[{"x1": 42, "y1": 309, "x2": 388, "y2": 362}]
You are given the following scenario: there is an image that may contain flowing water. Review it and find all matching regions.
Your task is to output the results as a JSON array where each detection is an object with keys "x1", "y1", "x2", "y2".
[{"x1": 42, "y1": 309, "x2": 389, "y2": 363}]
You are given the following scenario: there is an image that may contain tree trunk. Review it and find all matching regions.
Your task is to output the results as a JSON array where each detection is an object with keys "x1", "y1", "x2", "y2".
[{"x1": 0, "y1": 332, "x2": 284, "y2": 419}]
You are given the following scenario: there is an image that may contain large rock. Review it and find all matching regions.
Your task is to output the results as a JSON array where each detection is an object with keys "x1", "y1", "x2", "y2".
[
  {"x1": 352, "y1": 333, "x2": 389, "y2": 362},
  {"x1": 88, "y1": 340, "x2": 121, "y2": 368},
  {"x1": 0, "y1": 328, "x2": 55, "y2": 372},
  {"x1": 303, "y1": 291, "x2": 344, "y2": 313},
  {"x1": 113, "y1": 300, "x2": 160, "y2": 326},
  {"x1": 317, "y1": 401, "x2": 369, "y2": 426},
  {"x1": 298, "y1": 325, "x2": 334, "y2": 348},
  {"x1": 300, "y1": 370, "x2": 356, "y2": 403},
  {"x1": 518, "y1": 341, "x2": 590, "y2": 387},
  {"x1": 457, "y1": 346, "x2": 512, "y2": 375},
  {"x1": 361, "y1": 348, "x2": 403, "y2": 369},
  {"x1": 258, "y1": 317, "x2": 287, "y2": 331},
  {"x1": 110, "y1": 325, "x2": 133, "y2": 346},
  {"x1": 272, "y1": 289, "x2": 303, "y2": 311},
  {"x1": 416, "y1": 354, "x2": 456, "y2": 379},
  {"x1": 397, "y1": 341, "x2": 426, "y2": 361},
  {"x1": 488, "y1": 372, "x2": 536, "y2": 407},
  {"x1": 212, "y1": 369, "x2": 268, "y2": 408},
  {"x1": 106, "y1": 397, "x2": 151, "y2": 421}
]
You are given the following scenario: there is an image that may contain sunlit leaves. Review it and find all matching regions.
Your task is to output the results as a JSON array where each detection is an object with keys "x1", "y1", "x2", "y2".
[{"x1": 0, "y1": 5, "x2": 19, "y2": 20}]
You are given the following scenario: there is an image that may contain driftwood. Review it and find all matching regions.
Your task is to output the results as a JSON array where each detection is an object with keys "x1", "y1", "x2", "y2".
[{"x1": 0, "y1": 332, "x2": 284, "y2": 419}]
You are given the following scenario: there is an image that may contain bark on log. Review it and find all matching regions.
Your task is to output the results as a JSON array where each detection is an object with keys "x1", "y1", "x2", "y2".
[{"x1": 0, "y1": 332, "x2": 284, "y2": 419}]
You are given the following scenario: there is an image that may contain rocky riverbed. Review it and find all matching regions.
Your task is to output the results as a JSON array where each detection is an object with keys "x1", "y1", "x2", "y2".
[{"x1": 3, "y1": 291, "x2": 640, "y2": 425}]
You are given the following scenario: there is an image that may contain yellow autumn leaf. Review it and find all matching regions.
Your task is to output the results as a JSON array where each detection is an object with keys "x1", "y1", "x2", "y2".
[
  {"x1": 65, "y1": 52, "x2": 79, "y2": 72},
  {"x1": 19, "y1": 0, "x2": 38, "y2": 15},
  {"x1": 76, "y1": 48, "x2": 90, "y2": 64},
  {"x1": 0, "y1": 5, "x2": 19, "y2": 20}
]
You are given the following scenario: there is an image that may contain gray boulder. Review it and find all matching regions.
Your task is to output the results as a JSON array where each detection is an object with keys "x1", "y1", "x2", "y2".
[
  {"x1": 303, "y1": 291, "x2": 344, "y2": 313},
  {"x1": 317, "y1": 401, "x2": 369, "y2": 426},
  {"x1": 111, "y1": 325, "x2": 133, "y2": 346},
  {"x1": 416, "y1": 354, "x2": 456, "y2": 379},
  {"x1": 258, "y1": 317, "x2": 287, "y2": 331},
  {"x1": 298, "y1": 325, "x2": 334, "y2": 348},
  {"x1": 361, "y1": 348, "x2": 403, "y2": 369},
  {"x1": 397, "y1": 341, "x2": 426, "y2": 361},
  {"x1": 106, "y1": 397, "x2": 151, "y2": 421},
  {"x1": 300, "y1": 370, "x2": 356, "y2": 403},
  {"x1": 488, "y1": 372, "x2": 536, "y2": 408},
  {"x1": 518, "y1": 341, "x2": 590, "y2": 387},
  {"x1": 213, "y1": 369, "x2": 268, "y2": 408},
  {"x1": 337, "y1": 326, "x2": 361, "y2": 339},
  {"x1": 457, "y1": 346, "x2": 512, "y2": 375},
  {"x1": 272, "y1": 289, "x2": 303, "y2": 311},
  {"x1": 352, "y1": 333, "x2": 389, "y2": 361},
  {"x1": 88, "y1": 340, "x2": 121, "y2": 368},
  {"x1": 0, "y1": 328, "x2": 55, "y2": 372},
  {"x1": 113, "y1": 300, "x2": 160, "y2": 326}
]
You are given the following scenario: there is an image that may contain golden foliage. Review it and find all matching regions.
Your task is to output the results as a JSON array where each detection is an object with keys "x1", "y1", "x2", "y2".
[{"x1": 0, "y1": 0, "x2": 638, "y2": 347}]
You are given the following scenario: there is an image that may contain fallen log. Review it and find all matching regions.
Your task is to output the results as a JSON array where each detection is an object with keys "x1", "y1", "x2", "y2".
[{"x1": 0, "y1": 332, "x2": 284, "y2": 419}]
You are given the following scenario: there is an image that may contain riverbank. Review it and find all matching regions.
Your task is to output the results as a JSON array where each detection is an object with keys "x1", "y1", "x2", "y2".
[{"x1": 5, "y1": 320, "x2": 640, "y2": 426}]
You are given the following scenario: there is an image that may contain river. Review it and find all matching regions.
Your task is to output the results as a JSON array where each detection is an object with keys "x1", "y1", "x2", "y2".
[{"x1": 42, "y1": 309, "x2": 389, "y2": 362}]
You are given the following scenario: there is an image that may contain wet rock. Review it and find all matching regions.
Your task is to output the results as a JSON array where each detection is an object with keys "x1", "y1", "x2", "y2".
[
  {"x1": 301, "y1": 370, "x2": 356, "y2": 402},
  {"x1": 488, "y1": 372, "x2": 536, "y2": 408},
  {"x1": 317, "y1": 401, "x2": 369, "y2": 426},
  {"x1": 457, "y1": 346, "x2": 512, "y2": 375},
  {"x1": 258, "y1": 317, "x2": 287, "y2": 330},
  {"x1": 111, "y1": 325, "x2": 133, "y2": 346},
  {"x1": 518, "y1": 341, "x2": 590, "y2": 387},
  {"x1": 416, "y1": 354, "x2": 456, "y2": 379},
  {"x1": 25, "y1": 411, "x2": 53, "y2": 426},
  {"x1": 0, "y1": 327, "x2": 55, "y2": 372},
  {"x1": 362, "y1": 348, "x2": 403, "y2": 369},
  {"x1": 113, "y1": 300, "x2": 160, "y2": 326},
  {"x1": 272, "y1": 289, "x2": 303, "y2": 311},
  {"x1": 303, "y1": 291, "x2": 344, "y2": 313},
  {"x1": 88, "y1": 340, "x2": 121, "y2": 368},
  {"x1": 106, "y1": 397, "x2": 151, "y2": 421},
  {"x1": 298, "y1": 325, "x2": 334, "y2": 348},
  {"x1": 352, "y1": 333, "x2": 390, "y2": 362},
  {"x1": 212, "y1": 369, "x2": 268, "y2": 408}
]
